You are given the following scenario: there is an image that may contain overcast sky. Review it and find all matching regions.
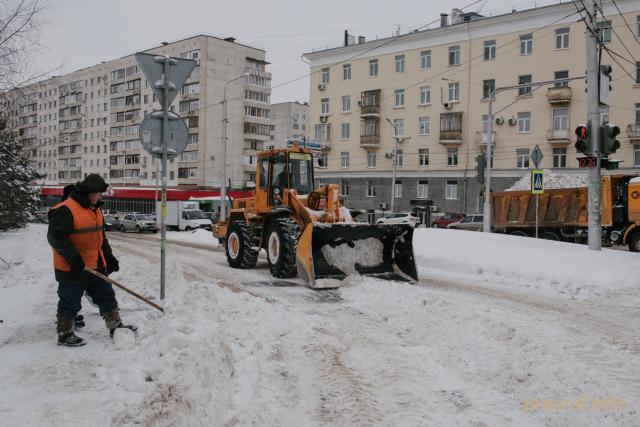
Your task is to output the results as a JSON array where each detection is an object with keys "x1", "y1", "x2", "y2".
[{"x1": 36, "y1": 0, "x2": 549, "y2": 103}]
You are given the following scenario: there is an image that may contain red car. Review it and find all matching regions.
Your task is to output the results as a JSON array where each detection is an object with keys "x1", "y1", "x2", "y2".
[{"x1": 432, "y1": 212, "x2": 465, "y2": 228}]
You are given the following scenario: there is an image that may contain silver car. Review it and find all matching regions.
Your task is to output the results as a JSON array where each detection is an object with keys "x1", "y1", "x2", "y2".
[
  {"x1": 119, "y1": 213, "x2": 158, "y2": 233},
  {"x1": 447, "y1": 214, "x2": 484, "y2": 231}
]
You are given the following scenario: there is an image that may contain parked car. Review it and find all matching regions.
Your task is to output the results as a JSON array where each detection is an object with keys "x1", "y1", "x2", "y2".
[
  {"x1": 447, "y1": 214, "x2": 484, "y2": 231},
  {"x1": 103, "y1": 214, "x2": 120, "y2": 231},
  {"x1": 119, "y1": 213, "x2": 158, "y2": 233},
  {"x1": 205, "y1": 211, "x2": 220, "y2": 224},
  {"x1": 432, "y1": 212, "x2": 465, "y2": 228},
  {"x1": 377, "y1": 212, "x2": 419, "y2": 227}
]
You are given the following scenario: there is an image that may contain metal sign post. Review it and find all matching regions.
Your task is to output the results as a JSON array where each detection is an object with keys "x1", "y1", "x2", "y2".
[
  {"x1": 530, "y1": 145, "x2": 544, "y2": 239},
  {"x1": 136, "y1": 53, "x2": 196, "y2": 300}
]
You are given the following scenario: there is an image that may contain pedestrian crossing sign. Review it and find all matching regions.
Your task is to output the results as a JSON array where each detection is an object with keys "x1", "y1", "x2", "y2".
[{"x1": 531, "y1": 169, "x2": 544, "y2": 195}]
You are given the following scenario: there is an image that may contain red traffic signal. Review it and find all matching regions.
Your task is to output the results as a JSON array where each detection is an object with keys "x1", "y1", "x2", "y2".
[
  {"x1": 575, "y1": 124, "x2": 588, "y2": 139},
  {"x1": 574, "y1": 123, "x2": 590, "y2": 155}
]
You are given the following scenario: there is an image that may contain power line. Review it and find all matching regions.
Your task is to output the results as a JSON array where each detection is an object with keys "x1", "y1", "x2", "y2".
[{"x1": 610, "y1": 0, "x2": 640, "y2": 47}]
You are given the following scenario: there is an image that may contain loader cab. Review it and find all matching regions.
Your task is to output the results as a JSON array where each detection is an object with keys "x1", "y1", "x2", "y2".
[{"x1": 258, "y1": 150, "x2": 314, "y2": 207}]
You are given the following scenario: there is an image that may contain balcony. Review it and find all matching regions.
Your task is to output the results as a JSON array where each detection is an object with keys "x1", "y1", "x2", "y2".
[
  {"x1": 360, "y1": 135, "x2": 380, "y2": 147},
  {"x1": 359, "y1": 89, "x2": 381, "y2": 117},
  {"x1": 626, "y1": 124, "x2": 640, "y2": 143},
  {"x1": 546, "y1": 128, "x2": 571, "y2": 145},
  {"x1": 546, "y1": 86, "x2": 572, "y2": 104},
  {"x1": 439, "y1": 112, "x2": 463, "y2": 145},
  {"x1": 474, "y1": 131, "x2": 496, "y2": 146}
]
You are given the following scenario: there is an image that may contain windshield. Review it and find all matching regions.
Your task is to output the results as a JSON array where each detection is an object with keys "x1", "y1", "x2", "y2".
[
  {"x1": 188, "y1": 210, "x2": 207, "y2": 219},
  {"x1": 289, "y1": 152, "x2": 313, "y2": 195}
]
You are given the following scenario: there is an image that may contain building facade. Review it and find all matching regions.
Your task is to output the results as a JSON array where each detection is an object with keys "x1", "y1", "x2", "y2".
[
  {"x1": 2, "y1": 35, "x2": 272, "y2": 190},
  {"x1": 270, "y1": 101, "x2": 310, "y2": 147},
  {"x1": 303, "y1": 0, "x2": 640, "y2": 219}
]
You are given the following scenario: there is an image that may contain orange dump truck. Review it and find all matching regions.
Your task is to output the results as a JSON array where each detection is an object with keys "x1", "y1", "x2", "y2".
[{"x1": 491, "y1": 175, "x2": 640, "y2": 251}]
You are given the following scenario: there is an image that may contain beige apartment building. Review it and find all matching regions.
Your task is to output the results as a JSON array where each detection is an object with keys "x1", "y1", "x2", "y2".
[
  {"x1": 270, "y1": 101, "x2": 310, "y2": 148},
  {"x1": 303, "y1": 0, "x2": 640, "y2": 218},
  {"x1": 1, "y1": 35, "x2": 272, "y2": 190}
]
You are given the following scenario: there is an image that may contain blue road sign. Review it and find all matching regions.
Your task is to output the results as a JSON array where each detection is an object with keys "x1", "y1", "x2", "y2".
[{"x1": 531, "y1": 169, "x2": 544, "y2": 195}]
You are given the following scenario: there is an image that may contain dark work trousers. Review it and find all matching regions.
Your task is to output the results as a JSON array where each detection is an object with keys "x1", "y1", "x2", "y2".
[{"x1": 57, "y1": 277, "x2": 118, "y2": 320}]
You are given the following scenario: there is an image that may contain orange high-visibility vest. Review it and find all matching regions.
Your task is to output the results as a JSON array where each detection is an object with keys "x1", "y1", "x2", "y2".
[{"x1": 51, "y1": 197, "x2": 106, "y2": 271}]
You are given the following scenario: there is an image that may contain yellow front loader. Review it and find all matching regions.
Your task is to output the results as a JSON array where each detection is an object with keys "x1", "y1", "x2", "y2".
[{"x1": 214, "y1": 144, "x2": 418, "y2": 288}]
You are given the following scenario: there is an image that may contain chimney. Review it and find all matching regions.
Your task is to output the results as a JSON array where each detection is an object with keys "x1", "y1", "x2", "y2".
[
  {"x1": 344, "y1": 30, "x2": 349, "y2": 47},
  {"x1": 358, "y1": 36, "x2": 365, "y2": 44},
  {"x1": 440, "y1": 13, "x2": 448, "y2": 27}
]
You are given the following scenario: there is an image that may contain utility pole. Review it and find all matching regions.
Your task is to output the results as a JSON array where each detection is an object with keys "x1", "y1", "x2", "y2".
[
  {"x1": 385, "y1": 118, "x2": 410, "y2": 213},
  {"x1": 586, "y1": 0, "x2": 602, "y2": 250}
]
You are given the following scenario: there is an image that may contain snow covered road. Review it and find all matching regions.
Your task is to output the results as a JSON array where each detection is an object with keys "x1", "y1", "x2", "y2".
[{"x1": 1, "y1": 225, "x2": 638, "y2": 426}]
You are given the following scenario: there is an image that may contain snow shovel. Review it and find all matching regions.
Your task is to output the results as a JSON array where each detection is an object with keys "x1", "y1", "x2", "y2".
[
  {"x1": 296, "y1": 223, "x2": 418, "y2": 288},
  {"x1": 85, "y1": 267, "x2": 165, "y2": 313}
]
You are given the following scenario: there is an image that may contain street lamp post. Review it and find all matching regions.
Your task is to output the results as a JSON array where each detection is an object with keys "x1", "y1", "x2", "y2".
[
  {"x1": 385, "y1": 118, "x2": 410, "y2": 213},
  {"x1": 220, "y1": 73, "x2": 249, "y2": 221}
]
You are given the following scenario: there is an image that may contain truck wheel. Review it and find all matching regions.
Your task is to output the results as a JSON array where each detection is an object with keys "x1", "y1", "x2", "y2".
[
  {"x1": 628, "y1": 233, "x2": 640, "y2": 253},
  {"x1": 225, "y1": 221, "x2": 258, "y2": 269},
  {"x1": 266, "y1": 217, "x2": 300, "y2": 278},
  {"x1": 539, "y1": 231, "x2": 560, "y2": 241},
  {"x1": 509, "y1": 230, "x2": 528, "y2": 237}
]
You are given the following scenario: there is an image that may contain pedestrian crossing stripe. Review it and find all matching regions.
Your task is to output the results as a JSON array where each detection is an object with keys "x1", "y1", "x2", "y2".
[{"x1": 531, "y1": 170, "x2": 544, "y2": 195}]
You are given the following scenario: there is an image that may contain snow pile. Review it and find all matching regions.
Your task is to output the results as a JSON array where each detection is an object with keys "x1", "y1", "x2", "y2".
[
  {"x1": 321, "y1": 237, "x2": 384, "y2": 275},
  {"x1": 413, "y1": 228, "x2": 639, "y2": 301},
  {"x1": 506, "y1": 169, "x2": 588, "y2": 191}
]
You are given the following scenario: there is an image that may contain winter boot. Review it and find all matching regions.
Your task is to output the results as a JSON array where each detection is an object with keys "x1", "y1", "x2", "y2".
[
  {"x1": 103, "y1": 308, "x2": 137, "y2": 339},
  {"x1": 57, "y1": 316, "x2": 86, "y2": 347},
  {"x1": 74, "y1": 314, "x2": 85, "y2": 330}
]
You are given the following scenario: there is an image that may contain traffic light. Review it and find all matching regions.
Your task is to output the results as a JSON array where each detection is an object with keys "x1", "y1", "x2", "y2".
[
  {"x1": 600, "y1": 123, "x2": 620, "y2": 156},
  {"x1": 575, "y1": 123, "x2": 590, "y2": 155},
  {"x1": 476, "y1": 154, "x2": 485, "y2": 183},
  {"x1": 599, "y1": 65, "x2": 613, "y2": 105}
]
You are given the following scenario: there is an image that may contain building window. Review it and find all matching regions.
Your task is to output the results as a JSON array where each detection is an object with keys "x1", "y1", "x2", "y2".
[
  {"x1": 517, "y1": 112, "x2": 531, "y2": 133},
  {"x1": 395, "y1": 149, "x2": 404, "y2": 167},
  {"x1": 393, "y1": 119, "x2": 404, "y2": 137},
  {"x1": 554, "y1": 70, "x2": 569, "y2": 87},
  {"x1": 419, "y1": 117, "x2": 430, "y2": 135},
  {"x1": 447, "y1": 147, "x2": 458, "y2": 166},
  {"x1": 448, "y1": 45, "x2": 460, "y2": 65},
  {"x1": 366, "y1": 181, "x2": 376, "y2": 197},
  {"x1": 421, "y1": 50, "x2": 432, "y2": 69},
  {"x1": 446, "y1": 181, "x2": 458, "y2": 200},
  {"x1": 520, "y1": 34, "x2": 533, "y2": 55},
  {"x1": 367, "y1": 151, "x2": 377, "y2": 168},
  {"x1": 553, "y1": 108, "x2": 569, "y2": 132},
  {"x1": 555, "y1": 28, "x2": 570, "y2": 49},
  {"x1": 394, "y1": 180, "x2": 402, "y2": 198},
  {"x1": 420, "y1": 86, "x2": 431, "y2": 105},
  {"x1": 369, "y1": 59, "x2": 378, "y2": 77},
  {"x1": 417, "y1": 180, "x2": 428, "y2": 198},
  {"x1": 636, "y1": 62, "x2": 640, "y2": 84},
  {"x1": 394, "y1": 89, "x2": 405, "y2": 107},
  {"x1": 419, "y1": 148, "x2": 429, "y2": 166},
  {"x1": 483, "y1": 40, "x2": 496, "y2": 60},
  {"x1": 321, "y1": 67, "x2": 330, "y2": 84},
  {"x1": 342, "y1": 95, "x2": 351, "y2": 112},
  {"x1": 341, "y1": 123, "x2": 350, "y2": 139},
  {"x1": 517, "y1": 148, "x2": 530, "y2": 168},
  {"x1": 597, "y1": 20, "x2": 612, "y2": 43},
  {"x1": 321, "y1": 98, "x2": 329, "y2": 115},
  {"x1": 482, "y1": 79, "x2": 495, "y2": 99},
  {"x1": 448, "y1": 82, "x2": 460, "y2": 102},
  {"x1": 635, "y1": 145, "x2": 640, "y2": 166},
  {"x1": 340, "y1": 180, "x2": 349, "y2": 196},
  {"x1": 637, "y1": 15, "x2": 640, "y2": 38},
  {"x1": 340, "y1": 151, "x2": 349, "y2": 169},
  {"x1": 553, "y1": 148, "x2": 567, "y2": 168},
  {"x1": 518, "y1": 75, "x2": 532, "y2": 96},
  {"x1": 343, "y1": 63, "x2": 351, "y2": 80},
  {"x1": 395, "y1": 54, "x2": 405, "y2": 73}
]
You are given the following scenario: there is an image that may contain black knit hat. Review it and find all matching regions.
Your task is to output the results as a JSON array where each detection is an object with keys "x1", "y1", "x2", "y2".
[
  {"x1": 76, "y1": 173, "x2": 108, "y2": 195},
  {"x1": 63, "y1": 184, "x2": 76, "y2": 199}
]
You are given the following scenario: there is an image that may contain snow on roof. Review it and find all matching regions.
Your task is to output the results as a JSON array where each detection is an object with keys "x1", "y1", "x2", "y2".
[{"x1": 505, "y1": 170, "x2": 588, "y2": 191}]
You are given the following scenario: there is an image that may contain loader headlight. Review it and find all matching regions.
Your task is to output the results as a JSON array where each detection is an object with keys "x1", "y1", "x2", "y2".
[
  {"x1": 274, "y1": 188, "x2": 280, "y2": 195},
  {"x1": 610, "y1": 231, "x2": 621, "y2": 242}
]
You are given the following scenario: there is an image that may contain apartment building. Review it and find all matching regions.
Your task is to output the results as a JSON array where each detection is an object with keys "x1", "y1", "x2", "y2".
[
  {"x1": 303, "y1": 0, "x2": 640, "y2": 217},
  {"x1": 2, "y1": 35, "x2": 272, "y2": 190},
  {"x1": 270, "y1": 101, "x2": 310, "y2": 147}
]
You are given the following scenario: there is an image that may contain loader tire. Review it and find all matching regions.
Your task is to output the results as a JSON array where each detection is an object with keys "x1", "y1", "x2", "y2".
[
  {"x1": 225, "y1": 221, "x2": 259, "y2": 269},
  {"x1": 629, "y1": 233, "x2": 640, "y2": 253},
  {"x1": 266, "y1": 217, "x2": 300, "y2": 278}
]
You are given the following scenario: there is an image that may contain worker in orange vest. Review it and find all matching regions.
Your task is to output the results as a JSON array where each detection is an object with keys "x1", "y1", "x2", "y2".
[{"x1": 48, "y1": 174, "x2": 135, "y2": 347}]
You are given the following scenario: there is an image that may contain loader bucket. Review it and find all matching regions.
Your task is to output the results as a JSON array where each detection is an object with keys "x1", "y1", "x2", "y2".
[{"x1": 296, "y1": 223, "x2": 418, "y2": 288}]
